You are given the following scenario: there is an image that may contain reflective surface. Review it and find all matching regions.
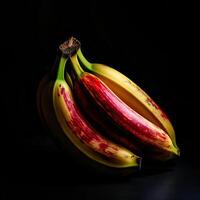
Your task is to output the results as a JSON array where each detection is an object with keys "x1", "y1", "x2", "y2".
[{"x1": 4, "y1": 145, "x2": 200, "y2": 200}]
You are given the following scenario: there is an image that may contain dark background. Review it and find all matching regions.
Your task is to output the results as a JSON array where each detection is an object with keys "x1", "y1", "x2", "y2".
[{"x1": 2, "y1": 0, "x2": 199, "y2": 199}]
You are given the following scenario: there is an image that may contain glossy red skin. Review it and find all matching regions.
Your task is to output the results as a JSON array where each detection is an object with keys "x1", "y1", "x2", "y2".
[
  {"x1": 73, "y1": 81, "x2": 140, "y2": 154},
  {"x1": 81, "y1": 73, "x2": 172, "y2": 151},
  {"x1": 57, "y1": 84, "x2": 119, "y2": 157}
]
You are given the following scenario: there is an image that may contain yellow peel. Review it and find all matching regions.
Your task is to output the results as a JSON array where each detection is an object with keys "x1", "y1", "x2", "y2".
[{"x1": 87, "y1": 63, "x2": 177, "y2": 149}]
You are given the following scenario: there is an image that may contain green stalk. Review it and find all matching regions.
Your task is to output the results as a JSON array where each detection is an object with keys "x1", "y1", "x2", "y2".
[
  {"x1": 57, "y1": 56, "x2": 68, "y2": 81},
  {"x1": 77, "y1": 49, "x2": 93, "y2": 70},
  {"x1": 70, "y1": 53, "x2": 85, "y2": 79},
  {"x1": 66, "y1": 72, "x2": 73, "y2": 88}
]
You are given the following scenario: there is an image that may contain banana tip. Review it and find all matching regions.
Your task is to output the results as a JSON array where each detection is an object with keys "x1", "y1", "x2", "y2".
[{"x1": 171, "y1": 145, "x2": 180, "y2": 157}]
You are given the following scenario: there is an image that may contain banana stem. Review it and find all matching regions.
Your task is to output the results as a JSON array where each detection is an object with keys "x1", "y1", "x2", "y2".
[
  {"x1": 66, "y1": 72, "x2": 73, "y2": 88},
  {"x1": 70, "y1": 54, "x2": 84, "y2": 78},
  {"x1": 57, "y1": 56, "x2": 68, "y2": 80},
  {"x1": 77, "y1": 49, "x2": 93, "y2": 70}
]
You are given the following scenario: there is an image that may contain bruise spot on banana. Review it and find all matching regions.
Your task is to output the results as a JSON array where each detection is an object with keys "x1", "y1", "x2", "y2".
[
  {"x1": 146, "y1": 97, "x2": 169, "y2": 120},
  {"x1": 146, "y1": 97, "x2": 159, "y2": 110}
]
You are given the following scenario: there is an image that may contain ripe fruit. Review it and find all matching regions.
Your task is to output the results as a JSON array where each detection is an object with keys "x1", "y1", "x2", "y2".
[
  {"x1": 67, "y1": 52, "x2": 179, "y2": 160},
  {"x1": 76, "y1": 40, "x2": 178, "y2": 149},
  {"x1": 37, "y1": 37, "x2": 180, "y2": 175},
  {"x1": 52, "y1": 54, "x2": 141, "y2": 168}
]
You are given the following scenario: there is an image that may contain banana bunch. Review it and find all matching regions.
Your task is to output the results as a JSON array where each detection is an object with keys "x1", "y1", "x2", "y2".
[{"x1": 37, "y1": 37, "x2": 180, "y2": 173}]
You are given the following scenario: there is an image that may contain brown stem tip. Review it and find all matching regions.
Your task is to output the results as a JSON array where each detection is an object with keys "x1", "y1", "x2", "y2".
[{"x1": 59, "y1": 37, "x2": 81, "y2": 57}]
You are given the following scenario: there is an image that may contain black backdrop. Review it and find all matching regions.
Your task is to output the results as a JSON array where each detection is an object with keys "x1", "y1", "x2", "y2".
[{"x1": 2, "y1": 0, "x2": 199, "y2": 199}]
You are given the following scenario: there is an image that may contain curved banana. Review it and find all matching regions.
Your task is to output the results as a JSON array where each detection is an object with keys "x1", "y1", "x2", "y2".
[
  {"x1": 76, "y1": 44, "x2": 178, "y2": 149},
  {"x1": 68, "y1": 52, "x2": 179, "y2": 160},
  {"x1": 68, "y1": 70, "x2": 141, "y2": 155},
  {"x1": 53, "y1": 55, "x2": 141, "y2": 168}
]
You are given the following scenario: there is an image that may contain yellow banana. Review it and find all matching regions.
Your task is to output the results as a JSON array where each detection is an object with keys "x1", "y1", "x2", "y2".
[
  {"x1": 53, "y1": 55, "x2": 141, "y2": 168},
  {"x1": 76, "y1": 46, "x2": 178, "y2": 149}
]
